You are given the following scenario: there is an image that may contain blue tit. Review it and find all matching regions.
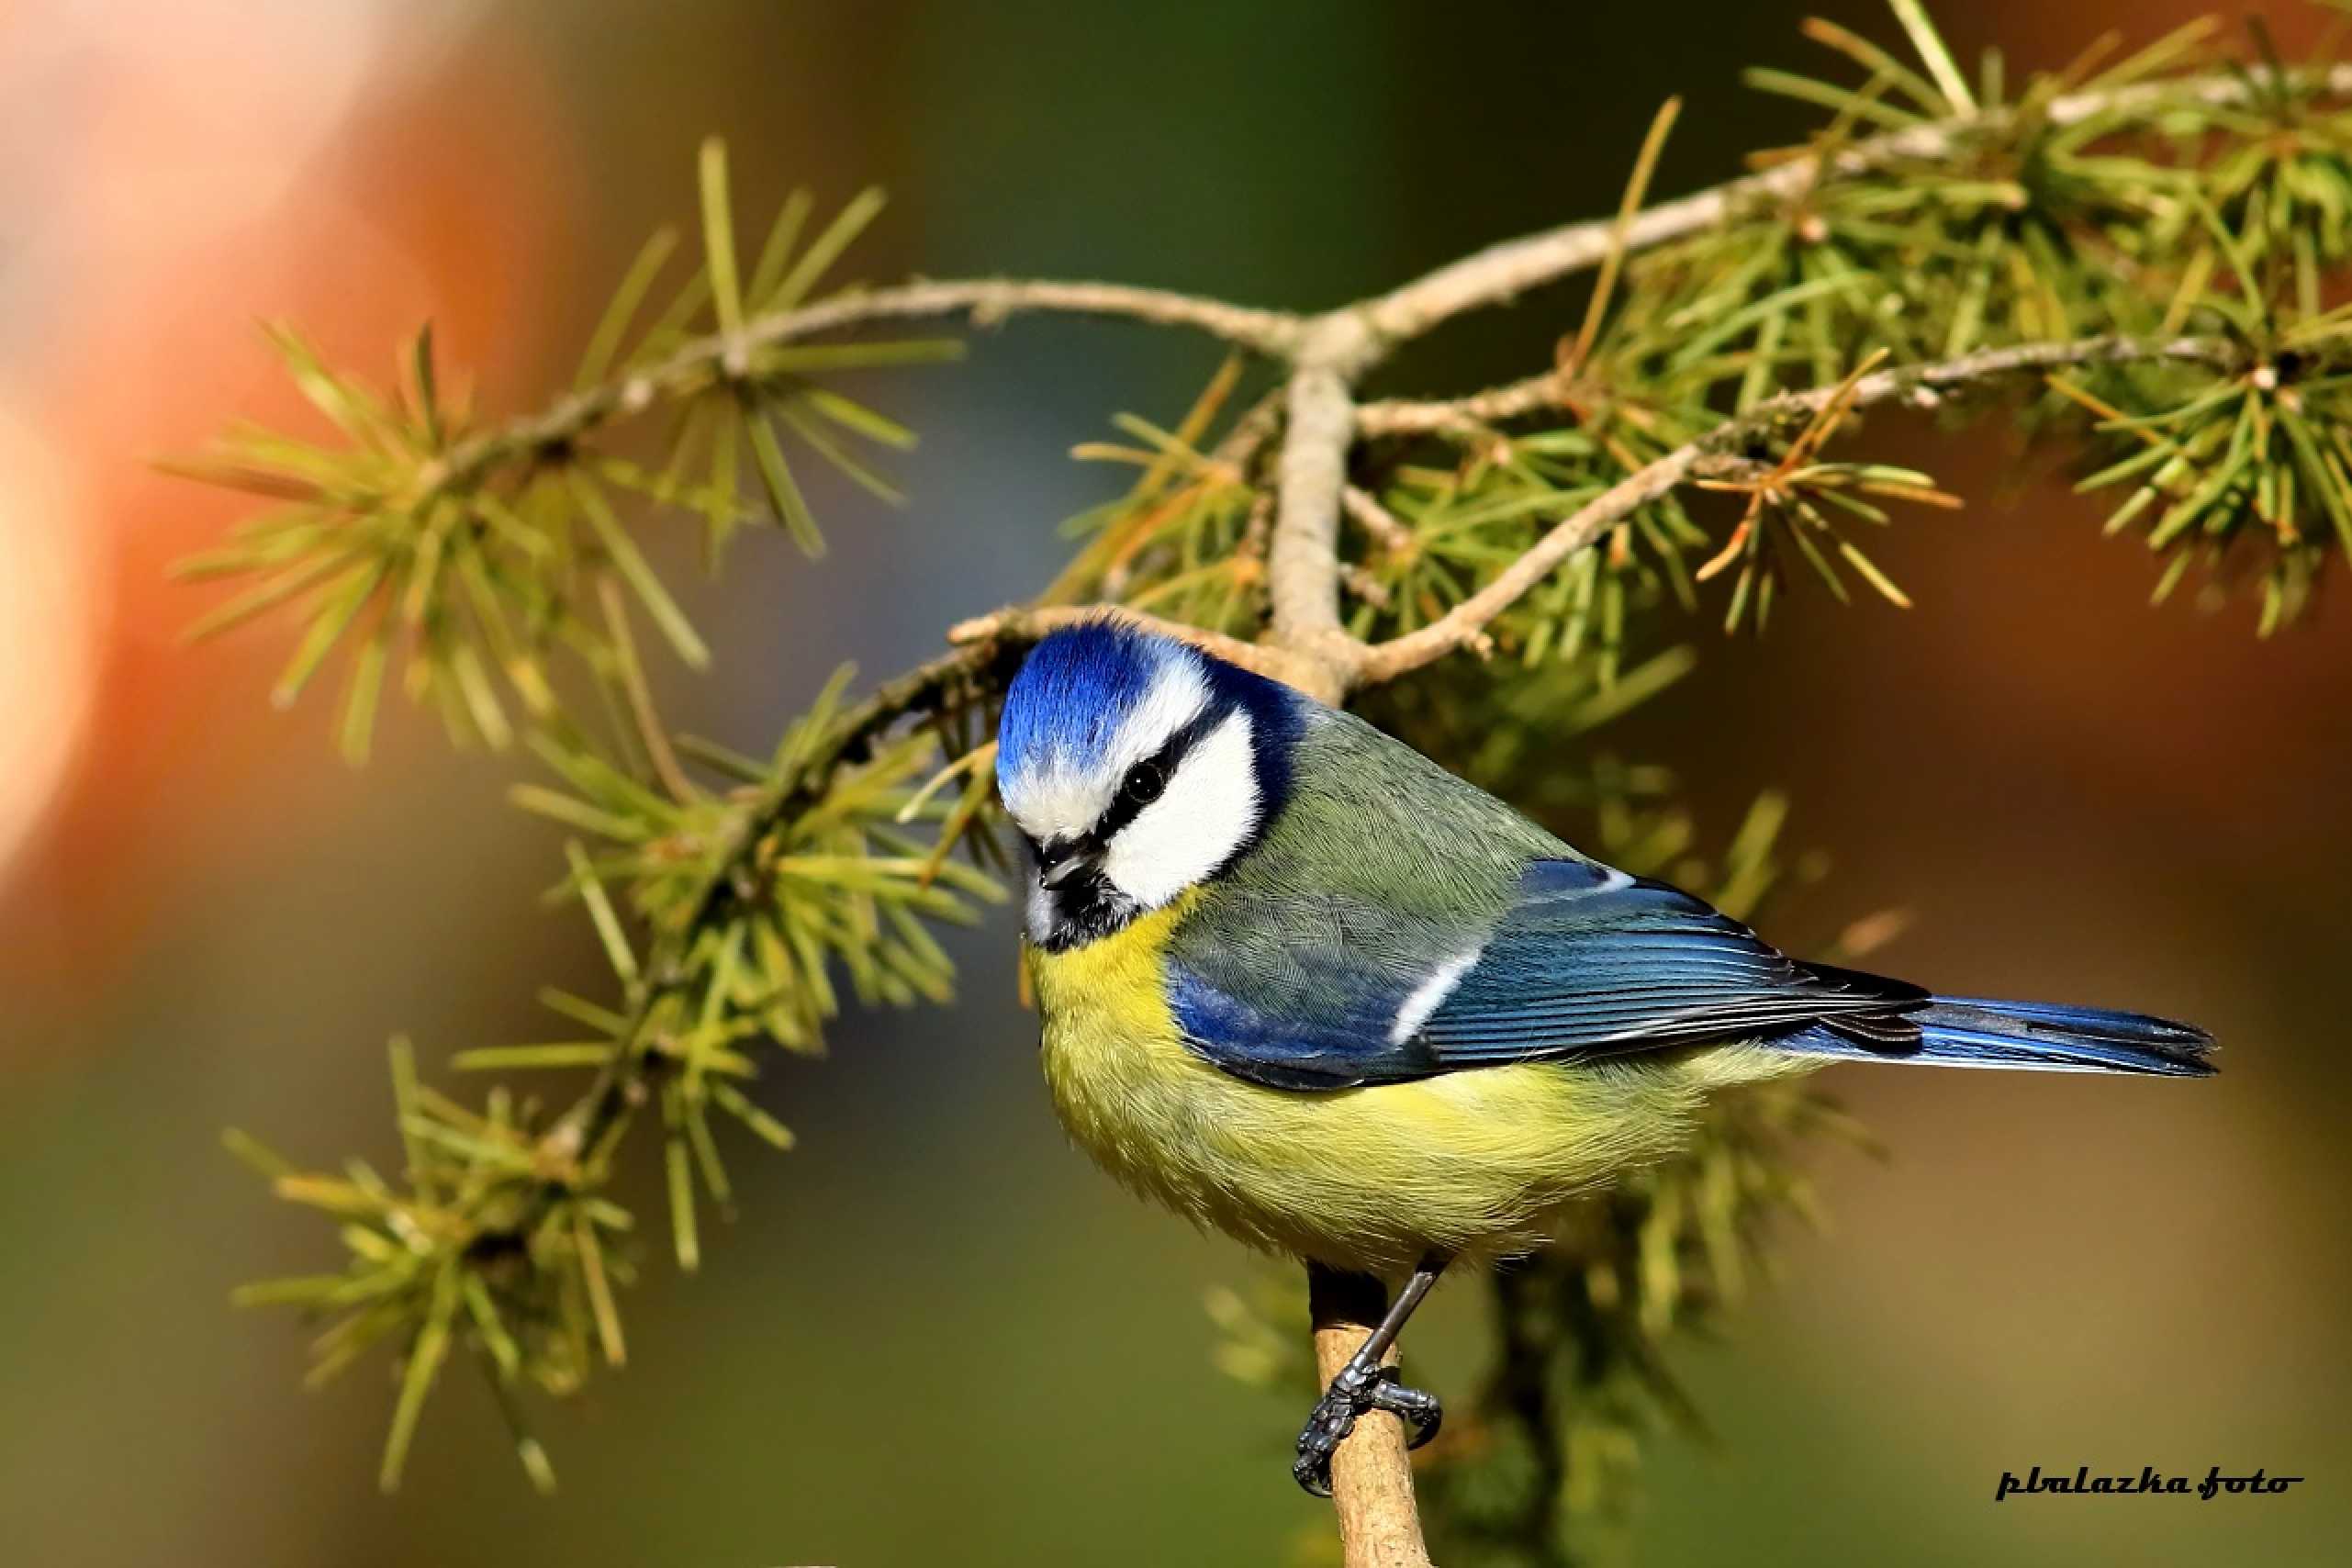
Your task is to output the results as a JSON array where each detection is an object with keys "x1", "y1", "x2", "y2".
[{"x1": 993, "y1": 619, "x2": 2213, "y2": 1493}]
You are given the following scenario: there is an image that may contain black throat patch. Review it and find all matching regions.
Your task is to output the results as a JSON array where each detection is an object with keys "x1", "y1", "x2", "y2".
[{"x1": 1029, "y1": 863, "x2": 1139, "y2": 952}]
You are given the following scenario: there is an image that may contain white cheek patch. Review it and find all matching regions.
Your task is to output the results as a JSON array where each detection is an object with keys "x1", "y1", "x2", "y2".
[
  {"x1": 1100, "y1": 710, "x2": 1258, "y2": 909},
  {"x1": 1002, "y1": 656, "x2": 1212, "y2": 845}
]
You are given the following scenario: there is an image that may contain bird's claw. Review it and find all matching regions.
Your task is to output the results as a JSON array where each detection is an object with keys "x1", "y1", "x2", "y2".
[{"x1": 1292, "y1": 1362, "x2": 1443, "y2": 1496}]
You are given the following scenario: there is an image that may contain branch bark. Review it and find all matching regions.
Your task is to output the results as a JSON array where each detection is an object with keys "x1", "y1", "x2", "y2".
[
  {"x1": 1357, "y1": 372, "x2": 1566, "y2": 438},
  {"x1": 1342, "y1": 486, "x2": 1416, "y2": 554},
  {"x1": 429, "y1": 278, "x2": 1305, "y2": 499},
  {"x1": 1310, "y1": 1270, "x2": 1433, "y2": 1568},
  {"x1": 1266, "y1": 381, "x2": 1365, "y2": 699}
]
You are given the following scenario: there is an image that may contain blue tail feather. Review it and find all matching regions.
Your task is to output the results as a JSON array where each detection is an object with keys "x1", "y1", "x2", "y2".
[{"x1": 1781, "y1": 994, "x2": 2215, "y2": 1078}]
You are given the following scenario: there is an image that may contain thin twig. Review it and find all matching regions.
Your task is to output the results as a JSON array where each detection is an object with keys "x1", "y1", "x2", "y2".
[
  {"x1": 1211, "y1": 385, "x2": 1289, "y2": 471},
  {"x1": 946, "y1": 604, "x2": 1323, "y2": 692},
  {"x1": 1339, "y1": 562, "x2": 1394, "y2": 610},
  {"x1": 1358, "y1": 371, "x2": 1565, "y2": 437},
  {"x1": 1358, "y1": 64, "x2": 2352, "y2": 346},
  {"x1": 428, "y1": 279, "x2": 1305, "y2": 500},
  {"x1": 1341, "y1": 487, "x2": 1415, "y2": 555},
  {"x1": 1353, "y1": 335, "x2": 2241, "y2": 684}
]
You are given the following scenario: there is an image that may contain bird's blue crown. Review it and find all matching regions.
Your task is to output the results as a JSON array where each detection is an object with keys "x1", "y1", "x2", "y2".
[
  {"x1": 997, "y1": 620, "x2": 1304, "y2": 798},
  {"x1": 997, "y1": 620, "x2": 1172, "y2": 785}
]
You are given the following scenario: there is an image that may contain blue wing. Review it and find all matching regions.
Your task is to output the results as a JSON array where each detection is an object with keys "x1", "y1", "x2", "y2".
[{"x1": 1166, "y1": 858, "x2": 1925, "y2": 1090}]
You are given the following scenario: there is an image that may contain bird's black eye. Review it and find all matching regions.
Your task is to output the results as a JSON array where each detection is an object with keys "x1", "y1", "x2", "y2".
[{"x1": 1120, "y1": 759, "x2": 1168, "y2": 808}]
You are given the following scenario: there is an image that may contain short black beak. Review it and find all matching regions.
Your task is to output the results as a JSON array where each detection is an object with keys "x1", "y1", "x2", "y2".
[{"x1": 1036, "y1": 842, "x2": 1094, "y2": 889}]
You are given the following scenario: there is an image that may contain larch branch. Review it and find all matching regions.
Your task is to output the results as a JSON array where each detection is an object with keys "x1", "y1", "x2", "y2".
[
  {"x1": 429, "y1": 278, "x2": 1305, "y2": 498},
  {"x1": 539, "y1": 636, "x2": 1024, "y2": 1170},
  {"x1": 1255, "y1": 65, "x2": 2352, "y2": 710},
  {"x1": 1353, "y1": 335, "x2": 2243, "y2": 685},
  {"x1": 1359, "y1": 63, "x2": 2352, "y2": 346}
]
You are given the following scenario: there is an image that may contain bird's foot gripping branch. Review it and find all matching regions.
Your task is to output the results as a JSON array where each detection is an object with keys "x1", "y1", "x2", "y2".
[{"x1": 186, "y1": 6, "x2": 2333, "y2": 1564}]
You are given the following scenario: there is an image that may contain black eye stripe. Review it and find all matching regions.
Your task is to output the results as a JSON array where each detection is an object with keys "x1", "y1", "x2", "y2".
[{"x1": 1093, "y1": 708, "x2": 1225, "y2": 841}]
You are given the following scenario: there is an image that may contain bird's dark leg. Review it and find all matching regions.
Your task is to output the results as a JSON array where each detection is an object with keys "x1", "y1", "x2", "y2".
[{"x1": 1295, "y1": 1254, "x2": 1450, "y2": 1497}]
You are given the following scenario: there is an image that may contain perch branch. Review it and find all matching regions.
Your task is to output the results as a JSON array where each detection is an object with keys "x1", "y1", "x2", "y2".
[{"x1": 1310, "y1": 1270, "x2": 1433, "y2": 1568}]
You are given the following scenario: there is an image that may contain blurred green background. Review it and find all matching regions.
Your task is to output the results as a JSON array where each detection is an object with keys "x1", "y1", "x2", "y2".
[{"x1": 3, "y1": 1, "x2": 2347, "y2": 1563}]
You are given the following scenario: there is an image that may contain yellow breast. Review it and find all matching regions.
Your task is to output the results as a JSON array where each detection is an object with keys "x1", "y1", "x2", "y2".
[{"x1": 1027, "y1": 896, "x2": 1786, "y2": 1273}]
